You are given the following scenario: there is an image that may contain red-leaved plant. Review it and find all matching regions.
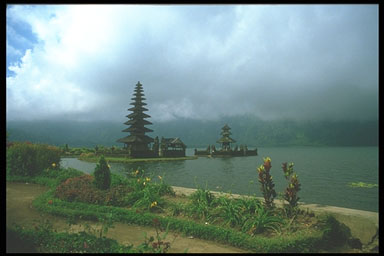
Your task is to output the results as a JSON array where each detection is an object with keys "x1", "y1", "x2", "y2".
[
  {"x1": 282, "y1": 162, "x2": 301, "y2": 208},
  {"x1": 257, "y1": 157, "x2": 277, "y2": 209}
]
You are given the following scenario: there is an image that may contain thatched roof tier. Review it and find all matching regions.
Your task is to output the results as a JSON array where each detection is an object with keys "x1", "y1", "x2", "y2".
[
  {"x1": 122, "y1": 126, "x2": 153, "y2": 133},
  {"x1": 117, "y1": 135, "x2": 154, "y2": 144},
  {"x1": 126, "y1": 112, "x2": 151, "y2": 119},
  {"x1": 130, "y1": 101, "x2": 147, "y2": 106},
  {"x1": 221, "y1": 124, "x2": 231, "y2": 131},
  {"x1": 220, "y1": 130, "x2": 232, "y2": 136},
  {"x1": 124, "y1": 119, "x2": 153, "y2": 126},
  {"x1": 128, "y1": 106, "x2": 149, "y2": 112},
  {"x1": 216, "y1": 137, "x2": 236, "y2": 143},
  {"x1": 131, "y1": 97, "x2": 146, "y2": 101}
]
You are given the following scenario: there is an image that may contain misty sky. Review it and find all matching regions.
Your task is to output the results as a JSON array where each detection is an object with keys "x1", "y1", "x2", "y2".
[{"x1": 6, "y1": 4, "x2": 378, "y2": 122}]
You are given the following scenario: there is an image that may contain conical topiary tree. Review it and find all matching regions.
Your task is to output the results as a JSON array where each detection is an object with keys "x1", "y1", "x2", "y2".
[{"x1": 94, "y1": 155, "x2": 111, "y2": 190}]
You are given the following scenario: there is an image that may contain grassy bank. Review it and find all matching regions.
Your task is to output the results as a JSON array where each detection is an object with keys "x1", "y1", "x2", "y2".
[{"x1": 7, "y1": 168, "x2": 354, "y2": 253}]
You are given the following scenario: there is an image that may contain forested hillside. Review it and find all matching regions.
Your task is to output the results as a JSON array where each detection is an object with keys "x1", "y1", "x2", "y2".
[{"x1": 6, "y1": 116, "x2": 378, "y2": 148}]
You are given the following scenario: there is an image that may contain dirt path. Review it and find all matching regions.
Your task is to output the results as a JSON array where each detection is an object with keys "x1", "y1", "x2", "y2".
[
  {"x1": 6, "y1": 182, "x2": 249, "y2": 253},
  {"x1": 7, "y1": 182, "x2": 378, "y2": 253}
]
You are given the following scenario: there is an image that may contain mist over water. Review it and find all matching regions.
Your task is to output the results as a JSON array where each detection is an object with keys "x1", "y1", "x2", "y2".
[{"x1": 61, "y1": 146, "x2": 378, "y2": 212}]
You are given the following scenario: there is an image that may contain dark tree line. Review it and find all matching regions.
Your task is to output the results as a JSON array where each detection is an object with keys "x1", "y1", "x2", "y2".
[{"x1": 6, "y1": 117, "x2": 378, "y2": 148}]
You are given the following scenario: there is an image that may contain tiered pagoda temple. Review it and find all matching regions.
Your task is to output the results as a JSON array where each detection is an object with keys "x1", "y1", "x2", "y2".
[
  {"x1": 216, "y1": 124, "x2": 236, "y2": 151},
  {"x1": 195, "y1": 124, "x2": 257, "y2": 157},
  {"x1": 117, "y1": 81, "x2": 186, "y2": 158},
  {"x1": 117, "y1": 81, "x2": 156, "y2": 157}
]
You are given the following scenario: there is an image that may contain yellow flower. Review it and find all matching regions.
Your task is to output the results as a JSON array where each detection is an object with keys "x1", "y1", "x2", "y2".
[
  {"x1": 137, "y1": 179, "x2": 141, "y2": 183},
  {"x1": 263, "y1": 157, "x2": 271, "y2": 163},
  {"x1": 135, "y1": 170, "x2": 139, "y2": 174},
  {"x1": 145, "y1": 177, "x2": 151, "y2": 182},
  {"x1": 150, "y1": 201, "x2": 158, "y2": 208},
  {"x1": 143, "y1": 182, "x2": 146, "y2": 186},
  {"x1": 52, "y1": 163, "x2": 56, "y2": 168}
]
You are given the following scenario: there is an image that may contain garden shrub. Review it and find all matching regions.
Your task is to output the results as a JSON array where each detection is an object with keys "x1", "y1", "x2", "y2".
[
  {"x1": 94, "y1": 155, "x2": 111, "y2": 190},
  {"x1": 7, "y1": 142, "x2": 61, "y2": 177},
  {"x1": 54, "y1": 174, "x2": 132, "y2": 206},
  {"x1": 55, "y1": 175, "x2": 105, "y2": 204}
]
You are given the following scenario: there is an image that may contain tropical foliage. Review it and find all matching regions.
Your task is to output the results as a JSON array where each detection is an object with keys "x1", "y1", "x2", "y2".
[
  {"x1": 257, "y1": 157, "x2": 277, "y2": 209},
  {"x1": 6, "y1": 142, "x2": 61, "y2": 177}
]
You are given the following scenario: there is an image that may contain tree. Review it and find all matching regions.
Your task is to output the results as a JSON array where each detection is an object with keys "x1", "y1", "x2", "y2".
[{"x1": 94, "y1": 155, "x2": 111, "y2": 190}]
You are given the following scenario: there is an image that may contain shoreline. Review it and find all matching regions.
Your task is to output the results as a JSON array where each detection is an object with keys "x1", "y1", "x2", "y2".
[
  {"x1": 68, "y1": 155, "x2": 198, "y2": 163},
  {"x1": 171, "y1": 186, "x2": 379, "y2": 246}
]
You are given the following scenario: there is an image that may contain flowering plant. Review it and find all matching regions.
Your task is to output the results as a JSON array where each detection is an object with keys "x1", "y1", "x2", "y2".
[
  {"x1": 282, "y1": 162, "x2": 301, "y2": 208},
  {"x1": 257, "y1": 157, "x2": 277, "y2": 209}
]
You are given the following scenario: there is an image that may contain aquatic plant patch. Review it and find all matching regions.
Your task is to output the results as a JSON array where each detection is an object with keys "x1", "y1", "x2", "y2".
[{"x1": 348, "y1": 182, "x2": 378, "y2": 188}]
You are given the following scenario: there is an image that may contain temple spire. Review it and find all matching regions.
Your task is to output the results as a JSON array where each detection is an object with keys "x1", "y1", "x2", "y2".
[
  {"x1": 216, "y1": 124, "x2": 236, "y2": 151},
  {"x1": 117, "y1": 81, "x2": 154, "y2": 157}
]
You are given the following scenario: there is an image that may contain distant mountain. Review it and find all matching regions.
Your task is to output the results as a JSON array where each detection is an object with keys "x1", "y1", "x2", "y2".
[{"x1": 6, "y1": 116, "x2": 378, "y2": 148}]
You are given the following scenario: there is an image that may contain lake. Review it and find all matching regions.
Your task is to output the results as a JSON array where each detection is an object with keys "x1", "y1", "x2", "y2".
[{"x1": 60, "y1": 146, "x2": 378, "y2": 212}]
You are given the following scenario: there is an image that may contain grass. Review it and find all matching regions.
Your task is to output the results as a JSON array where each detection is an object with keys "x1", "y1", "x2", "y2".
[{"x1": 7, "y1": 167, "x2": 353, "y2": 253}]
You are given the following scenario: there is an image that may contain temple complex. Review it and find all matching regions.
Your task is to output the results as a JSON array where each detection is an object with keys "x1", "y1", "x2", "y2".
[
  {"x1": 195, "y1": 124, "x2": 257, "y2": 157},
  {"x1": 117, "y1": 81, "x2": 186, "y2": 158}
]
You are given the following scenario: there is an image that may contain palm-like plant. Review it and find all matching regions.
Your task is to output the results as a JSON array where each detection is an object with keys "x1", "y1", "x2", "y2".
[
  {"x1": 186, "y1": 188, "x2": 215, "y2": 221},
  {"x1": 242, "y1": 204, "x2": 284, "y2": 235},
  {"x1": 214, "y1": 196, "x2": 244, "y2": 227}
]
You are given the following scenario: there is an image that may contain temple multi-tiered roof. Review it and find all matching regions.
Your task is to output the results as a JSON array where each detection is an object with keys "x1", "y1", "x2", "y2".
[
  {"x1": 195, "y1": 123, "x2": 257, "y2": 157},
  {"x1": 117, "y1": 81, "x2": 186, "y2": 158},
  {"x1": 117, "y1": 81, "x2": 154, "y2": 157},
  {"x1": 216, "y1": 124, "x2": 236, "y2": 151}
]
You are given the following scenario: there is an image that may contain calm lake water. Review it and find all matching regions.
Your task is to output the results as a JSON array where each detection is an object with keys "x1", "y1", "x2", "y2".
[{"x1": 61, "y1": 146, "x2": 378, "y2": 212}]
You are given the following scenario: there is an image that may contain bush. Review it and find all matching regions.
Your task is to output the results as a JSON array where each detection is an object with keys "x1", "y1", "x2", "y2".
[
  {"x1": 55, "y1": 174, "x2": 132, "y2": 206},
  {"x1": 55, "y1": 175, "x2": 105, "y2": 204},
  {"x1": 7, "y1": 142, "x2": 61, "y2": 177},
  {"x1": 94, "y1": 156, "x2": 111, "y2": 190}
]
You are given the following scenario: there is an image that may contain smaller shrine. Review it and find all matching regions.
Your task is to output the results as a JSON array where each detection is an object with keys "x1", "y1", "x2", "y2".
[
  {"x1": 153, "y1": 137, "x2": 186, "y2": 157},
  {"x1": 194, "y1": 124, "x2": 257, "y2": 157}
]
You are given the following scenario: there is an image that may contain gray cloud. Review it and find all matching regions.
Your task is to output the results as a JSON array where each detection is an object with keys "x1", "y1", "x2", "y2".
[{"x1": 6, "y1": 4, "x2": 378, "y2": 122}]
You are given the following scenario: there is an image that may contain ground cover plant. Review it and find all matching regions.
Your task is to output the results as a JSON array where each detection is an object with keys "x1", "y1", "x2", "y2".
[
  {"x1": 6, "y1": 143, "x2": 355, "y2": 253},
  {"x1": 7, "y1": 219, "x2": 175, "y2": 253}
]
